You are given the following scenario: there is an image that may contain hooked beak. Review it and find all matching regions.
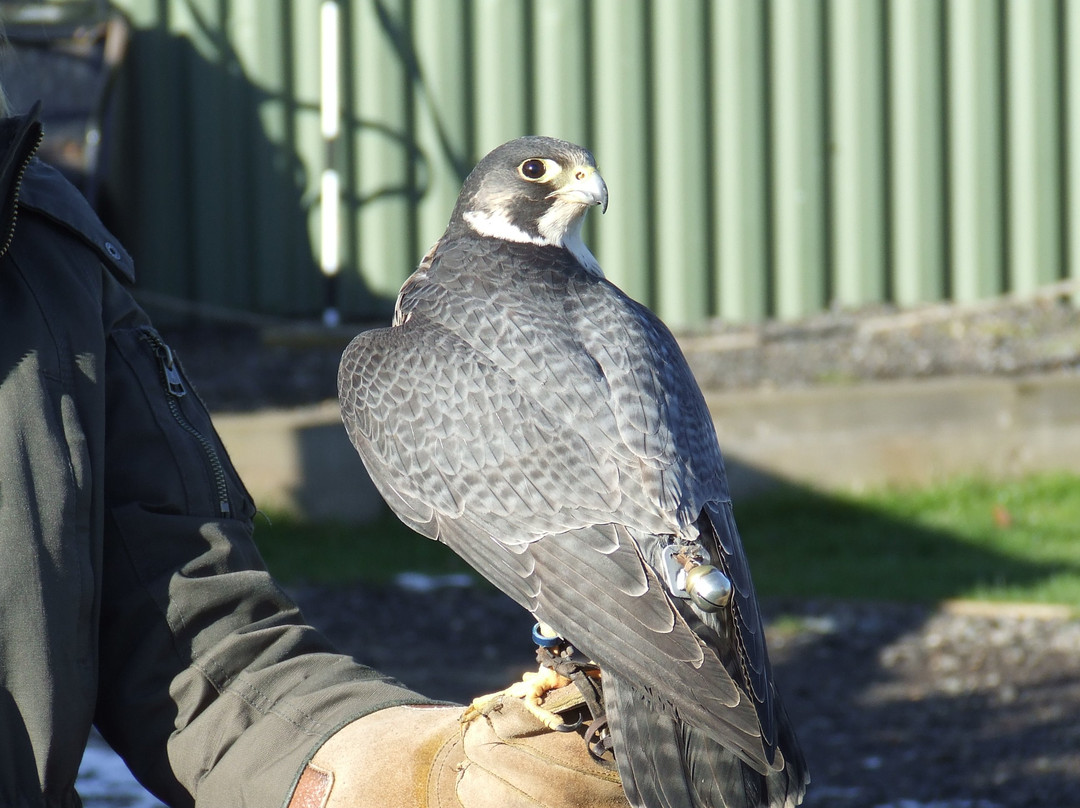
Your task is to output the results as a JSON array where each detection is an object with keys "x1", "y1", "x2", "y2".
[{"x1": 549, "y1": 166, "x2": 609, "y2": 213}]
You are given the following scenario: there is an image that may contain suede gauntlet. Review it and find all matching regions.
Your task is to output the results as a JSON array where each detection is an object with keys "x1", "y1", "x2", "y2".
[{"x1": 289, "y1": 685, "x2": 628, "y2": 808}]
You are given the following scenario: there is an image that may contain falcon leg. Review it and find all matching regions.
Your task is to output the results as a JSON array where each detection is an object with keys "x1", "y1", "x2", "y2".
[
  {"x1": 462, "y1": 622, "x2": 583, "y2": 731},
  {"x1": 462, "y1": 665, "x2": 577, "y2": 731}
]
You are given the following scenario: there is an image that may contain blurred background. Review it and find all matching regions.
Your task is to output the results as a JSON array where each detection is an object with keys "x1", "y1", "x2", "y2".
[
  {"x1": 6, "y1": 0, "x2": 1079, "y2": 330},
  {"x1": 6, "y1": 1, "x2": 1080, "y2": 806},
  {"x1": 10, "y1": 0, "x2": 1076, "y2": 516}
]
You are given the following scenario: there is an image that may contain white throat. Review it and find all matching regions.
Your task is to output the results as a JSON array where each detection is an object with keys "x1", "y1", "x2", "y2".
[{"x1": 463, "y1": 207, "x2": 604, "y2": 277}]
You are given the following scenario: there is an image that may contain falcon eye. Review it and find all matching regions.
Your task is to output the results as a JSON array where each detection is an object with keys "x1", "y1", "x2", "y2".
[{"x1": 519, "y1": 158, "x2": 553, "y2": 181}]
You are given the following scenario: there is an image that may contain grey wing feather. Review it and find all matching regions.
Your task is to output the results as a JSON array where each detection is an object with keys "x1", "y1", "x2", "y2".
[
  {"x1": 338, "y1": 240, "x2": 799, "y2": 785},
  {"x1": 701, "y1": 501, "x2": 777, "y2": 750},
  {"x1": 608, "y1": 666, "x2": 807, "y2": 808},
  {"x1": 339, "y1": 320, "x2": 627, "y2": 540},
  {"x1": 419, "y1": 508, "x2": 774, "y2": 768}
]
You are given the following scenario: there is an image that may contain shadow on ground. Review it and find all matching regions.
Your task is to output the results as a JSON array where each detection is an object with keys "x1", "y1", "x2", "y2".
[
  {"x1": 289, "y1": 462, "x2": 1080, "y2": 808},
  {"x1": 154, "y1": 322, "x2": 1080, "y2": 806}
]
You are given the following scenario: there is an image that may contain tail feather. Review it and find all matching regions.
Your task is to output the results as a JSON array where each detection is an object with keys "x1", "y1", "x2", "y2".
[{"x1": 604, "y1": 673, "x2": 808, "y2": 808}]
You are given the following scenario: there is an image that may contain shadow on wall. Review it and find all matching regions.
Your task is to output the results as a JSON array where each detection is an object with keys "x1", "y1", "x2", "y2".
[
  {"x1": 292, "y1": 419, "x2": 383, "y2": 522},
  {"x1": 100, "y1": 19, "x2": 391, "y2": 323},
  {"x1": 211, "y1": 402, "x2": 383, "y2": 524}
]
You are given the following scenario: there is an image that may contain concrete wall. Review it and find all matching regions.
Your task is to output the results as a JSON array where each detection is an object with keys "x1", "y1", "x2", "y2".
[
  {"x1": 213, "y1": 401, "x2": 382, "y2": 523},
  {"x1": 212, "y1": 373, "x2": 1080, "y2": 523},
  {"x1": 708, "y1": 373, "x2": 1080, "y2": 498}
]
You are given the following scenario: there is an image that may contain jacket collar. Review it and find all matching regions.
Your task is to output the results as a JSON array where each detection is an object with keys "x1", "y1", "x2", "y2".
[
  {"x1": 0, "y1": 102, "x2": 135, "y2": 283},
  {"x1": 0, "y1": 101, "x2": 44, "y2": 258}
]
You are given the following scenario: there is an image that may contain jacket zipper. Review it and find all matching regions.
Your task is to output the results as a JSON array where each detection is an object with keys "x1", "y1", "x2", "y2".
[
  {"x1": 143, "y1": 330, "x2": 233, "y2": 518},
  {"x1": 0, "y1": 126, "x2": 43, "y2": 258}
]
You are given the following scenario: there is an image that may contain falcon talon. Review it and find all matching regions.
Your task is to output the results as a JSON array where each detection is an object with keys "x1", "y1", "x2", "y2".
[{"x1": 551, "y1": 715, "x2": 584, "y2": 733}]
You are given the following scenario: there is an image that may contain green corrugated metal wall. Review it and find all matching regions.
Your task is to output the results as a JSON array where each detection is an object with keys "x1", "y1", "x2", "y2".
[{"x1": 99, "y1": 0, "x2": 1079, "y2": 329}]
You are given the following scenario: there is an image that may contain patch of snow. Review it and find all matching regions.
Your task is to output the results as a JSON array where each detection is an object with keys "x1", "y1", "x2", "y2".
[
  {"x1": 873, "y1": 800, "x2": 1005, "y2": 808},
  {"x1": 78, "y1": 731, "x2": 166, "y2": 808},
  {"x1": 394, "y1": 571, "x2": 474, "y2": 592}
]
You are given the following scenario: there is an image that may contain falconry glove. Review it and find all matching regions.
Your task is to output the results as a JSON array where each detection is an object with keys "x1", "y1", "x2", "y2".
[{"x1": 288, "y1": 683, "x2": 628, "y2": 808}]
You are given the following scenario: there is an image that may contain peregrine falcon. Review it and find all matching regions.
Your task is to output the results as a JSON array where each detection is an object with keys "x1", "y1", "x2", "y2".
[{"x1": 338, "y1": 136, "x2": 808, "y2": 808}]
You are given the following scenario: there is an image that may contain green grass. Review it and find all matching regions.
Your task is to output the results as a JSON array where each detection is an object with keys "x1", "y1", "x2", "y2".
[
  {"x1": 736, "y1": 472, "x2": 1080, "y2": 604},
  {"x1": 253, "y1": 472, "x2": 1080, "y2": 605}
]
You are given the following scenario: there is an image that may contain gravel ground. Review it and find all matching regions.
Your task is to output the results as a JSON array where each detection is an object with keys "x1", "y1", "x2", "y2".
[
  {"x1": 150, "y1": 295, "x2": 1080, "y2": 807},
  {"x1": 290, "y1": 585, "x2": 1080, "y2": 808}
]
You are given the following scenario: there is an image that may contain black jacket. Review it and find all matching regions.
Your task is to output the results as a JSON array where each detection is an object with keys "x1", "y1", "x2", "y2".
[{"x1": 0, "y1": 107, "x2": 426, "y2": 808}]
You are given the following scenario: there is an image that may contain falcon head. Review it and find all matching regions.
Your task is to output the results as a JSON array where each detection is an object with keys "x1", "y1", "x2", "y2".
[{"x1": 450, "y1": 136, "x2": 608, "y2": 273}]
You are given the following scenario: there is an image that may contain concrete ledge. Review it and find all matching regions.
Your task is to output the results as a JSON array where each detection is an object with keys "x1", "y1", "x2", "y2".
[
  {"x1": 212, "y1": 401, "x2": 382, "y2": 522},
  {"x1": 709, "y1": 373, "x2": 1080, "y2": 496},
  {"x1": 211, "y1": 373, "x2": 1080, "y2": 522}
]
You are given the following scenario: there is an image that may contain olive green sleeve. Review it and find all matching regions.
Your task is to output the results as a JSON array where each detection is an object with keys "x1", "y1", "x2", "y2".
[{"x1": 93, "y1": 275, "x2": 432, "y2": 807}]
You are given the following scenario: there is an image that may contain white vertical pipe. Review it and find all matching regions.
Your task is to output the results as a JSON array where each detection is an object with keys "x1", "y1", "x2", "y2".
[
  {"x1": 320, "y1": 0, "x2": 340, "y2": 142},
  {"x1": 320, "y1": 169, "x2": 340, "y2": 276},
  {"x1": 320, "y1": 0, "x2": 341, "y2": 326}
]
